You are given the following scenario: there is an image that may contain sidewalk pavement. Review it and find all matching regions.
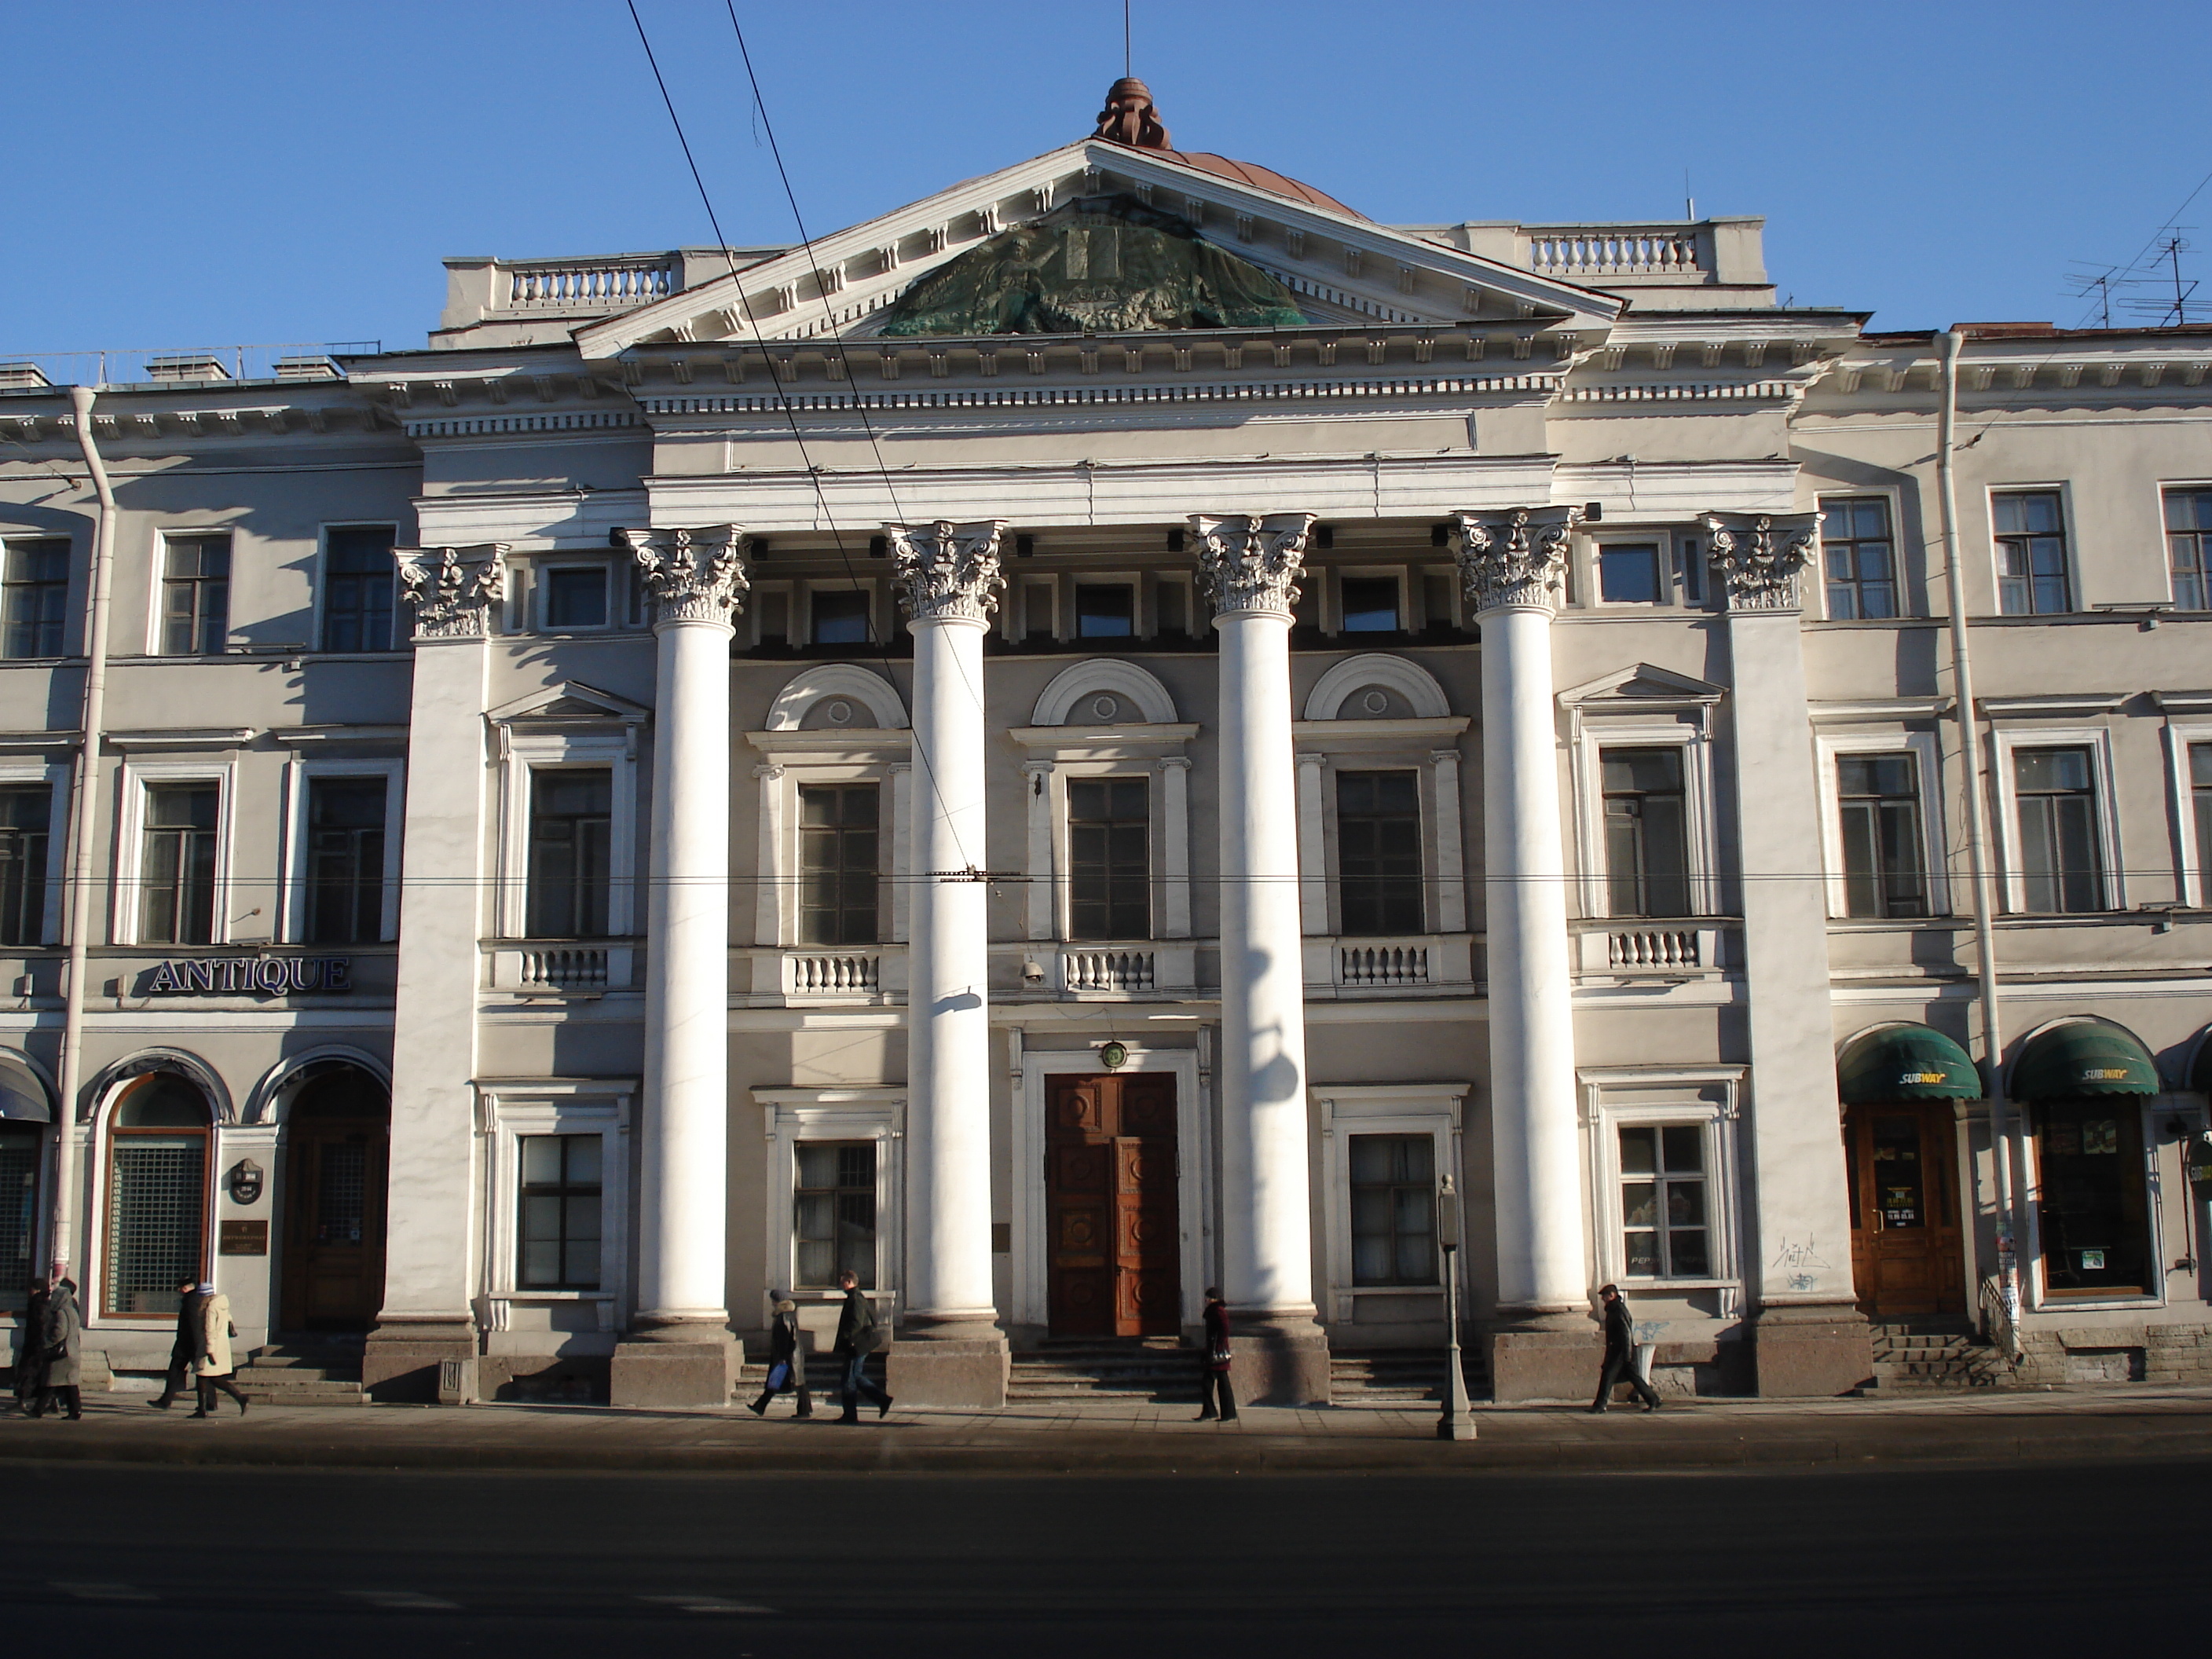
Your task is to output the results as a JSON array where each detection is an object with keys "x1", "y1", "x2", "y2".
[{"x1": 5, "y1": 1384, "x2": 2212, "y2": 1476}]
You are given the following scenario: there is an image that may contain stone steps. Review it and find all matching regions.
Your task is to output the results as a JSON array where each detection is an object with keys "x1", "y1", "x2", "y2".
[
  {"x1": 1330, "y1": 1349, "x2": 1489, "y2": 1404},
  {"x1": 1009, "y1": 1339, "x2": 1196, "y2": 1403},
  {"x1": 236, "y1": 1341, "x2": 368, "y2": 1407},
  {"x1": 1859, "y1": 1319, "x2": 2017, "y2": 1393}
]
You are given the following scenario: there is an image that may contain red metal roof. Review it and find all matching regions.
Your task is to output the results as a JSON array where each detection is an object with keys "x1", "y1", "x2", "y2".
[{"x1": 1158, "y1": 152, "x2": 1368, "y2": 221}]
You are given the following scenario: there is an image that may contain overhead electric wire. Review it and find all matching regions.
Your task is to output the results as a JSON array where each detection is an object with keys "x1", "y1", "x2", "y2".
[{"x1": 623, "y1": 0, "x2": 976, "y2": 870}]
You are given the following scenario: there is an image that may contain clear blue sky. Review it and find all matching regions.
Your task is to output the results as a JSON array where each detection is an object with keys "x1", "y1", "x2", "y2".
[{"x1": 7, "y1": 0, "x2": 2208, "y2": 354}]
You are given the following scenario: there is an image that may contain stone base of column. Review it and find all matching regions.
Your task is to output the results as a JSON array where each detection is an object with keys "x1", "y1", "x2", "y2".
[
  {"x1": 1748, "y1": 1302, "x2": 1873, "y2": 1397},
  {"x1": 610, "y1": 1319, "x2": 738, "y2": 1409},
  {"x1": 884, "y1": 1316, "x2": 1009, "y2": 1408},
  {"x1": 364, "y1": 1316, "x2": 478, "y2": 1404},
  {"x1": 1485, "y1": 1310, "x2": 1599, "y2": 1403},
  {"x1": 1229, "y1": 1314, "x2": 1332, "y2": 1407}
]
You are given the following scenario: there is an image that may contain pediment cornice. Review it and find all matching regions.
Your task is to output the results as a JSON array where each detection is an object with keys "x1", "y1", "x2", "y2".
[{"x1": 576, "y1": 141, "x2": 1620, "y2": 361}]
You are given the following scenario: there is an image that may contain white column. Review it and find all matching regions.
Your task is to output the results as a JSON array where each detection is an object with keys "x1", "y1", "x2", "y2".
[
  {"x1": 368, "y1": 544, "x2": 507, "y2": 1401},
  {"x1": 1192, "y1": 513, "x2": 1330, "y2": 1404},
  {"x1": 1452, "y1": 510, "x2": 1586, "y2": 1382},
  {"x1": 612, "y1": 526, "x2": 747, "y2": 1407},
  {"x1": 1704, "y1": 511, "x2": 1870, "y2": 1396},
  {"x1": 884, "y1": 520, "x2": 1009, "y2": 1406}
]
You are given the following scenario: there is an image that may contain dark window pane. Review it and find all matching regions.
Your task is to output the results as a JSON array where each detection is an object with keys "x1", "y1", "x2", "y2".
[
  {"x1": 1837, "y1": 751, "x2": 1928, "y2": 917},
  {"x1": 161, "y1": 534, "x2": 231, "y2": 654},
  {"x1": 0, "y1": 782, "x2": 50, "y2": 947},
  {"x1": 1994, "y1": 493, "x2": 2069, "y2": 615},
  {"x1": 811, "y1": 589, "x2": 871, "y2": 645},
  {"x1": 1068, "y1": 777, "x2": 1149, "y2": 939},
  {"x1": 797, "y1": 784, "x2": 879, "y2": 946},
  {"x1": 794, "y1": 1139, "x2": 876, "y2": 1288},
  {"x1": 140, "y1": 784, "x2": 219, "y2": 945},
  {"x1": 2035, "y1": 1101, "x2": 2149, "y2": 1295},
  {"x1": 2013, "y1": 747, "x2": 2101, "y2": 913},
  {"x1": 1820, "y1": 498, "x2": 1898, "y2": 619},
  {"x1": 1336, "y1": 769, "x2": 1423, "y2": 935},
  {"x1": 320, "y1": 526, "x2": 395, "y2": 653},
  {"x1": 516, "y1": 1133, "x2": 604, "y2": 1290},
  {"x1": 1340, "y1": 577, "x2": 1400, "y2": 632},
  {"x1": 1348, "y1": 1133, "x2": 1437, "y2": 1286},
  {"x1": 1075, "y1": 585, "x2": 1134, "y2": 639},
  {"x1": 544, "y1": 566, "x2": 609, "y2": 629},
  {"x1": 2, "y1": 538, "x2": 71, "y2": 659},
  {"x1": 1602, "y1": 747, "x2": 1689, "y2": 917},
  {"x1": 1599, "y1": 545, "x2": 1662, "y2": 604},
  {"x1": 527, "y1": 769, "x2": 613, "y2": 937},
  {"x1": 306, "y1": 775, "x2": 388, "y2": 943}
]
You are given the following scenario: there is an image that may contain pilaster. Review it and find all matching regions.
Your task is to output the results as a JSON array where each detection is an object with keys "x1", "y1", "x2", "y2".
[
  {"x1": 368, "y1": 544, "x2": 505, "y2": 1401},
  {"x1": 1192, "y1": 511, "x2": 1330, "y2": 1404},
  {"x1": 1702, "y1": 511, "x2": 1870, "y2": 1397}
]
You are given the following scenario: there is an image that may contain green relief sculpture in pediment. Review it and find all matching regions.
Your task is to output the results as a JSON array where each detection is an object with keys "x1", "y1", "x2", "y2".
[{"x1": 877, "y1": 195, "x2": 1310, "y2": 337}]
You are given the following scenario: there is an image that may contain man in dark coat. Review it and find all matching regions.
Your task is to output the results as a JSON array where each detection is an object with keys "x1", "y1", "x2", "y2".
[
  {"x1": 10, "y1": 1279, "x2": 49, "y2": 1414},
  {"x1": 1590, "y1": 1283, "x2": 1662, "y2": 1412},
  {"x1": 28, "y1": 1276, "x2": 82, "y2": 1420},
  {"x1": 831, "y1": 1269, "x2": 892, "y2": 1423},
  {"x1": 748, "y1": 1294, "x2": 812, "y2": 1418},
  {"x1": 150, "y1": 1277, "x2": 207, "y2": 1409},
  {"x1": 1196, "y1": 1287, "x2": 1237, "y2": 1422}
]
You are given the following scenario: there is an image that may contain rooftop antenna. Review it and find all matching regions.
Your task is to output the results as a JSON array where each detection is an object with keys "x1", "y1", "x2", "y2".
[
  {"x1": 2120, "y1": 233, "x2": 2197, "y2": 328},
  {"x1": 1684, "y1": 169, "x2": 1695, "y2": 222},
  {"x1": 2065, "y1": 263, "x2": 2123, "y2": 328},
  {"x1": 1124, "y1": 0, "x2": 1131, "y2": 77}
]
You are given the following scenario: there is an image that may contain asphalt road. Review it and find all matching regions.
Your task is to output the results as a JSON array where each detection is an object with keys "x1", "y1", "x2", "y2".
[{"x1": 0, "y1": 1457, "x2": 2201, "y2": 1656}]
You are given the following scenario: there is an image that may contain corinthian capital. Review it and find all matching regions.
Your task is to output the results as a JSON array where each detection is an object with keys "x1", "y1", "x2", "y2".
[
  {"x1": 1189, "y1": 512, "x2": 1314, "y2": 618},
  {"x1": 1700, "y1": 511, "x2": 1818, "y2": 613},
  {"x1": 886, "y1": 520, "x2": 1007, "y2": 624},
  {"x1": 618, "y1": 523, "x2": 749, "y2": 628},
  {"x1": 394, "y1": 544, "x2": 507, "y2": 640},
  {"x1": 1448, "y1": 507, "x2": 1577, "y2": 615}
]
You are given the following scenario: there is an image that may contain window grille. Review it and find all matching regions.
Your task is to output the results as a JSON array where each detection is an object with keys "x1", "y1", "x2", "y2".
[
  {"x1": 105, "y1": 1137, "x2": 205, "y2": 1315},
  {"x1": 315, "y1": 1142, "x2": 367, "y2": 1246},
  {"x1": 0, "y1": 1130, "x2": 38, "y2": 1287}
]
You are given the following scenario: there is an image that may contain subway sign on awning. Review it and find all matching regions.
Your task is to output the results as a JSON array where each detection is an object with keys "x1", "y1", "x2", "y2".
[{"x1": 145, "y1": 958, "x2": 353, "y2": 995}]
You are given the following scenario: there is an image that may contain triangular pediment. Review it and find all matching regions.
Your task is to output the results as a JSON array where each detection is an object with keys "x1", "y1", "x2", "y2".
[
  {"x1": 577, "y1": 141, "x2": 1617, "y2": 358},
  {"x1": 487, "y1": 680, "x2": 651, "y2": 727},
  {"x1": 1558, "y1": 662, "x2": 1725, "y2": 707}
]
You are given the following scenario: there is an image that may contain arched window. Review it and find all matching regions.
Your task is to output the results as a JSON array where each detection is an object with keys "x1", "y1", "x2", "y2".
[
  {"x1": 0, "y1": 1053, "x2": 50, "y2": 1305},
  {"x1": 104, "y1": 1072, "x2": 212, "y2": 1316}
]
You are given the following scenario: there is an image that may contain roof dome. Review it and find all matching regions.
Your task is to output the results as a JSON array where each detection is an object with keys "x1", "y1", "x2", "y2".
[
  {"x1": 1089, "y1": 79, "x2": 1365, "y2": 221},
  {"x1": 1156, "y1": 152, "x2": 1367, "y2": 221}
]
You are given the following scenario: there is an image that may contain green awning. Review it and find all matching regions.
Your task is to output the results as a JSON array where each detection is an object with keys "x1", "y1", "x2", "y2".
[
  {"x1": 2009, "y1": 1021, "x2": 2161, "y2": 1099},
  {"x1": 1837, "y1": 1025, "x2": 1982, "y2": 1104}
]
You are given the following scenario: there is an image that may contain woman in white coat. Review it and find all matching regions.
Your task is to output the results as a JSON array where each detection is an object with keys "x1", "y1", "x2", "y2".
[{"x1": 190, "y1": 1283, "x2": 248, "y2": 1419}]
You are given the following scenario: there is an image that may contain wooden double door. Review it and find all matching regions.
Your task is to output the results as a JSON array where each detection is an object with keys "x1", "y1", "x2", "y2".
[
  {"x1": 280, "y1": 1070, "x2": 390, "y2": 1331},
  {"x1": 1046, "y1": 1072, "x2": 1181, "y2": 1337},
  {"x1": 1844, "y1": 1102, "x2": 1965, "y2": 1319}
]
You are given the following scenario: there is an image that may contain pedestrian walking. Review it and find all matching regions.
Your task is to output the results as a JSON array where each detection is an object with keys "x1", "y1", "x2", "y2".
[
  {"x1": 9, "y1": 1278, "x2": 49, "y2": 1415},
  {"x1": 748, "y1": 1293, "x2": 813, "y2": 1419},
  {"x1": 1196, "y1": 1287, "x2": 1236, "y2": 1423},
  {"x1": 189, "y1": 1282, "x2": 248, "y2": 1419},
  {"x1": 28, "y1": 1276, "x2": 82, "y2": 1420},
  {"x1": 150, "y1": 1277, "x2": 207, "y2": 1409},
  {"x1": 831, "y1": 1269, "x2": 892, "y2": 1423},
  {"x1": 1589, "y1": 1283, "x2": 1661, "y2": 1413}
]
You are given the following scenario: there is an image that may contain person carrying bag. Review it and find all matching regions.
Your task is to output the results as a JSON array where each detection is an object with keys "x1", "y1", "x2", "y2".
[{"x1": 748, "y1": 1294, "x2": 813, "y2": 1419}]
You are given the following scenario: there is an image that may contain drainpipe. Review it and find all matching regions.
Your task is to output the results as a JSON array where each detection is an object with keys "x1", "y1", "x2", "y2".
[
  {"x1": 1936, "y1": 330, "x2": 2017, "y2": 1342},
  {"x1": 52, "y1": 386, "x2": 119, "y2": 1280}
]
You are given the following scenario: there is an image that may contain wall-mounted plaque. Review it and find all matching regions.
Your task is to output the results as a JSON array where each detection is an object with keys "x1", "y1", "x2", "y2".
[{"x1": 218, "y1": 1220, "x2": 269, "y2": 1256}]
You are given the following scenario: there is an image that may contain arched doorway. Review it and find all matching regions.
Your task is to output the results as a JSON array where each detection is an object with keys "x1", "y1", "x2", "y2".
[
  {"x1": 279, "y1": 1066, "x2": 390, "y2": 1331},
  {"x1": 0, "y1": 1056, "x2": 51, "y2": 1308},
  {"x1": 103, "y1": 1072, "x2": 214, "y2": 1317},
  {"x1": 1837, "y1": 1024, "x2": 1979, "y2": 1319}
]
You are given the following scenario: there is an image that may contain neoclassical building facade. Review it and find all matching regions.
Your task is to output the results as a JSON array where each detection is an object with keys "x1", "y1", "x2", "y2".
[{"x1": 5, "y1": 98, "x2": 2212, "y2": 1404}]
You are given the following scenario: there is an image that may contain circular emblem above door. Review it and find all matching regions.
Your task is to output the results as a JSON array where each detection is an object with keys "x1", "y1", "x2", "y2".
[{"x1": 1098, "y1": 1040, "x2": 1130, "y2": 1070}]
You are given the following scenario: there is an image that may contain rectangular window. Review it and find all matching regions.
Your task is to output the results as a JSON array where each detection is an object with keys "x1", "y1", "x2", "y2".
[
  {"x1": 1602, "y1": 748, "x2": 1690, "y2": 917},
  {"x1": 794, "y1": 1140, "x2": 876, "y2": 1289},
  {"x1": 1837, "y1": 753, "x2": 1928, "y2": 917},
  {"x1": 542, "y1": 566, "x2": 609, "y2": 630},
  {"x1": 2165, "y1": 488, "x2": 2212, "y2": 612},
  {"x1": 1994, "y1": 492, "x2": 2071, "y2": 615},
  {"x1": 2, "y1": 538, "x2": 70, "y2": 659},
  {"x1": 1821, "y1": 497, "x2": 1897, "y2": 619},
  {"x1": 2034, "y1": 1103, "x2": 2148, "y2": 1298},
  {"x1": 160, "y1": 534, "x2": 231, "y2": 655},
  {"x1": 1339, "y1": 577, "x2": 1401, "y2": 632},
  {"x1": 2192, "y1": 743, "x2": 2212, "y2": 888},
  {"x1": 320, "y1": 526, "x2": 395, "y2": 653},
  {"x1": 526, "y1": 769, "x2": 613, "y2": 937},
  {"x1": 1348, "y1": 1133, "x2": 1436, "y2": 1286},
  {"x1": 0, "y1": 783, "x2": 52, "y2": 947},
  {"x1": 1620, "y1": 1125, "x2": 1709, "y2": 1279},
  {"x1": 2013, "y1": 746, "x2": 2102, "y2": 913},
  {"x1": 1068, "y1": 777, "x2": 1150, "y2": 939},
  {"x1": 139, "y1": 782, "x2": 218, "y2": 945},
  {"x1": 517, "y1": 1133, "x2": 602, "y2": 1291},
  {"x1": 1598, "y1": 544, "x2": 1663, "y2": 605},
  {"x1": 0, "y1": 1126, "x2": 38, "y2": 1296},
  {"x1": 1336, "y1": 771, "x2": 1423, "y2": 935},
  {"x1": 306, "y1": 776, "x2": 387, "y2": 943},
  {"x1": 797, "y1": 783, "x2": 879, "y2": 947},
  {"x1": 811, "y1": 588, "x2": 871, "y2": 645},
  {"x1": 1075, "y1": 584, "x2": 1134, "y2": 639}
]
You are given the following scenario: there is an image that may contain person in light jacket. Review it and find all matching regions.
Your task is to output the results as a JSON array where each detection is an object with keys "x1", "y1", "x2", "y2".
[
  {"x1": 28, "y1": 1277, "x2": 82, "y2": 1420},
  {"x1": 1589, "y1": 1283, "x2": 1661, "y2": 1413},
  {"x1": 10, "y1": 1278, "x2": 49, "y2": 1414},
  {"x1": 831, "y1": 1269, "x2": 892, "y2": 1423},
  {"x1": 189, "y1": 1283, "x2": 248, "y2": 1419},
  {"x1": 748, "y1": 1295, "x2": 812, "y2": 1419},
  {"x1": 1196, "y1": 1287, "x2": 1236, "y2": 1423}
]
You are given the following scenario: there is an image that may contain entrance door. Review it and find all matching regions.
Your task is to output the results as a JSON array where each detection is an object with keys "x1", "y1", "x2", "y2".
[
  {"x1": 1844, "y1": 1102, "x2": 1965, "y2": 1318},
  {"x1": 1045, "y1": 1071, "x2": 1180, "y2": 1337},
  {"x1": 279, "y1": 1068, "x2": 390, "y2": 1331}
]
